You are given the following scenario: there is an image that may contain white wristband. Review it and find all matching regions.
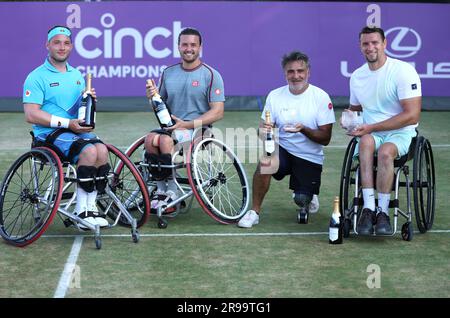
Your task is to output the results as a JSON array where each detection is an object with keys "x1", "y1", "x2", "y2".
[{"x1": 50, "y1": 115, "x2": 70, "y2": 128}]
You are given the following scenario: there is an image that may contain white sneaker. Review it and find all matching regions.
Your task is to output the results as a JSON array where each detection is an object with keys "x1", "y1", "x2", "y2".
[
  {"x1": 151, "y1": 190, "x2": 178, "y2": 213},
  {"x1": 74, "y1": 210, "x2": 98, "y2": 230},
  {"x1": 151, "y1": 190, "x2": 167, "y2": 209},
  {"x1": 237, "y1": 210, "x2": 259, "y2": 228},
  {"x1": 309, "y1": 195, "x2": 320, "y2": 214},
  {"x1": 87, "y1": 204, "x2": 109, "y2": 228}
]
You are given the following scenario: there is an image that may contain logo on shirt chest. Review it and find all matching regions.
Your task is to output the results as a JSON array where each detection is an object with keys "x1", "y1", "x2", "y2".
[
  {"x1": 49, "y1": 82, "x2": 60, "y2": 87},
  {"x1": 192, "y1": 80, "x2": 199, "y2": 87}
]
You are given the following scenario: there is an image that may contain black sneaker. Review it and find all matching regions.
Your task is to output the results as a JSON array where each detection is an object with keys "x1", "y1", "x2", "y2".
[
  {"x1": 357, "y1": 208, "x2": 376, "y2": 235},
  {"x1": 375, "y1": 211, "x2": 392, "y2": 235}
]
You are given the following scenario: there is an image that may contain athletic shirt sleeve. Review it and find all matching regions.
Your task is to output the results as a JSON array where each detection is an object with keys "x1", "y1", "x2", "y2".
[
  {"x1": 23, "y1": 73, "x2": 44, "y2": 105},
  {"x1": 208, "y1": 68, "x2": 225, "y2": 103},
  {"x1": 395, "y1": 62, "x2": 422, "y2": 100},
  {"x1": 316, "y1": 90, "x2": 336, "y2": 126}
]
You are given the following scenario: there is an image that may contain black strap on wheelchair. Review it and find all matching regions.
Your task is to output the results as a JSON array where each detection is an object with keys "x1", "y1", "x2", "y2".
[
  {"x1": 68, "y1": 137, "x2": 103, "y2": 163},
  {"x1": 30, "y1": 130, "x2": 68, "y2": 161}
]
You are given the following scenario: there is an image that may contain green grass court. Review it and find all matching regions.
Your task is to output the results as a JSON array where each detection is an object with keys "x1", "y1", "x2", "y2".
[{"x1": 0, "y1": 110, "x2": 449, "y2": 298}]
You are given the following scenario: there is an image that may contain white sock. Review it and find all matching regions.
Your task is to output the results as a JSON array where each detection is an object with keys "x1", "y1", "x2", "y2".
[
  {"x1": 74, "y1": 187, "x2": 88, "y2": 214},
  {"x1": 362, "y1": 188, "x2": 375, "y2": 211},
  {"x1": 378, "y1": 192, "x2": 391, "y2": 216},
  {"x1": 156, "y1": 181, "x2": 167, "y2": 192},
  {"x1": 86, "y1": 190, "x2": 98, "y2": 211}
]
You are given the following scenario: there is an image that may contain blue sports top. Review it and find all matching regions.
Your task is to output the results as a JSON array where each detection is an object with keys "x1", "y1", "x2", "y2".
[{"x1": 23, "y1": 58, "x2": 85, "y2": 136}]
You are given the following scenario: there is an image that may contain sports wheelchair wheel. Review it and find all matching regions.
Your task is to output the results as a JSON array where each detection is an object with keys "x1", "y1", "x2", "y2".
[
  {"x1": 187, "y1": 137, "x2": 250, "y2": 224},
  {"x1": 96, "y1": 144, "x2": 150, "y2": 228},
  {"x1": 0, "y1": 148, "x2": 63, "y2": 247},
  {"x1": 339, "y1": 137, "x2": 361, "y2": 234},
  {"x1": 413, "y1": 136, "x2": 436, "y2": 233}
]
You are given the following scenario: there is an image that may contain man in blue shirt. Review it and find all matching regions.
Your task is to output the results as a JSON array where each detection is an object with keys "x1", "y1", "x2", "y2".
[{"x1": 23, "y1": 25, "x2": 109, "y2": 229}]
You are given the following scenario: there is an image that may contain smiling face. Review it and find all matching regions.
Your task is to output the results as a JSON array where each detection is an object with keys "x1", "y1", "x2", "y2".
[
  {"x1": 178, "y1": 34, "x2": 202, "y2": 67},
  {"x1": 284, "y1": 60, "x2": 310, "y2": 94},
  {"x1": 46, "y1": 34, "x2": 73, "y2": 64},
  {"x1": 359, "y1": 32, "x2": 387, "y2": 66}
]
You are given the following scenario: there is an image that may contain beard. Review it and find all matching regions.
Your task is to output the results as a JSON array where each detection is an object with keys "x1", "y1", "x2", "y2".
[
  {"x1": 181, "y1": 52, "x2": 199, "y2": 64},
  {"x1": 289, "y1": 80, "x2": 308, "y2": 92},
  {"x1": 365, "y1": 52, "x2": 378, "y2": 63}
]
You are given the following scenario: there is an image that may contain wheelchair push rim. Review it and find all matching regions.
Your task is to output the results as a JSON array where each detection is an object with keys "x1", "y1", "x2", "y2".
[
  {"x1": 0, "y1": 148, "x2": 63, "y2": 247},
  {"x1": 187, "y1": 137, "x2": 250, "y2": 224},
  {"x1": 413, "y1": 137, "x2": 436, "y2": 233},
  {"x1": 96, "y1": 144, "x2": 150, "y2": 228}
]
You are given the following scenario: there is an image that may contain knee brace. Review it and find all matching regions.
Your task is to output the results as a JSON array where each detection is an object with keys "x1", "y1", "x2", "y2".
[
  {"x1": 293, "y1": 193, "x2": 313, "y2": 209},
  {"x1": 145, "y1": 152, "x2": 172, "y2": 181},
  {"x1": 77, "y1": 165, "x2": 98, "y2": 193},
  {"x1": 96, "y1": 163, "x2": 111, "y2": 193}
]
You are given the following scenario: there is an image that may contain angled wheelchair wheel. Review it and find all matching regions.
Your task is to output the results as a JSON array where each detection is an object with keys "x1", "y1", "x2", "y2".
[
  {"x1": 187, "y1": 138, "x2": 250, "y2": 224},
  {"x1": 96, "y1": 144, "x2": 150, "y2": 228},
  {"x1": 413, "y1": 137, "x2": 436, "y2": 233},
  {"x1": 0, "y1": 148, "x2": 63, "y2": 247},
  {"x1": 339, "y1": 137, "x2": 361, "y2": 228}
]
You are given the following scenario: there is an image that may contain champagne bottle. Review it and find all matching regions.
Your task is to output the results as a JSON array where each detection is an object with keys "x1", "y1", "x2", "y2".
[
  {"x1": 147, "y1": 79, "x2": 175, "y2": 129},
  {"x1": 264, "y1": 111, "x2": 275, "y2": 156},
  {"x1": 78, "y1": 73, "x2": 96, "y2": 128},
  {"x1": 329, "y1": 196, "x2": 343, "y2": 244}
]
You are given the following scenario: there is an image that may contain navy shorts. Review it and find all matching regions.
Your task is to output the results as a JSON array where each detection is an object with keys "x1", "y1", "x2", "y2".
[{"x1": 272, "y1": 146, "x2": 322, "y2": 195}]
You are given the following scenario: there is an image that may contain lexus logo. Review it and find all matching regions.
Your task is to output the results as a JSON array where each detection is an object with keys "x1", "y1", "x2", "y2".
[{"x1": 385, "y1": 27, "x2": 422, "y2": 58}]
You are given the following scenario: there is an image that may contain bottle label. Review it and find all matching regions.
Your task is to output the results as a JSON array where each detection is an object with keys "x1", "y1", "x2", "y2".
[
  {"x1": 157, "y1": 109, "x2": 172, "y2": 125},
  {"x1": 265, "y1": 139, "x2": 275, "y2": 154},
  {"x1": 329, "y1": 228, "x2": 339, "y2": 241},
  {"x1": 78, "y1": 106, "x2": 86, "y2": 121}
]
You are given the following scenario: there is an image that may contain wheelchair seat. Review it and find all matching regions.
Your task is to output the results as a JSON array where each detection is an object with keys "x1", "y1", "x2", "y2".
[
  {"x1": 30, "y1": 131, "x2": 71, "y2": 164},
  {"x1": 125, "y1": 126, "x2": 249, "y2": 229}
]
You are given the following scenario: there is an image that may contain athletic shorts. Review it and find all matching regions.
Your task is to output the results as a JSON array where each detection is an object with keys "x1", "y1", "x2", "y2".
[
  {"x1": 36, "y1": 132, "x2": 100, "y2": 163},
  {"x1": 272, "y1": 146, "x2": 322, "y2": 195},
  {"x1": 151, "y1": 128, "x2": 194, "y2": 145},
  {"x1": 354, "y1": 130, "x2": 416, "y2": 158}
]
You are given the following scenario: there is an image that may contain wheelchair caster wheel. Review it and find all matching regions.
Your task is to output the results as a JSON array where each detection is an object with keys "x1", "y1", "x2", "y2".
[
  {"x1": 158, "y1": 219, "x2": 168, "y2": 229},
  {"x1": 132, "y1": 230, "x2": 140, "y2": 243},
  {"x1": 343, "y1": 219, "x2": 351, "y2": 238},
  {"x1": 401, "y1": 222, "x2": 413, "y2": 241},
  {"x1": 297, "y1": 210, "x2": 308, "y2": 224}
]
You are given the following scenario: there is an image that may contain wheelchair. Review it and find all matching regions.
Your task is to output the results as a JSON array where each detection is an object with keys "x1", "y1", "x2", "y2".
[
  {"x1": 339, "y1": 132, "x2": 436, "y2": 241},
  {"x1": 125, "y1": 126, "x2": 250, "y2": 228},
  {"x1": 0, "y1": 133, "x2": 151, "y2": 249}
]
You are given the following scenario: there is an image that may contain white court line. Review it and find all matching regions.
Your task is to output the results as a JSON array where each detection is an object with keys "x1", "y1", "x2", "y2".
[
  {"x1": 53, "y1": 236, "x2": 84, "y2": 298},
  {"x1": 42, "y1": 229, "x2": 450, "y2": 239}
]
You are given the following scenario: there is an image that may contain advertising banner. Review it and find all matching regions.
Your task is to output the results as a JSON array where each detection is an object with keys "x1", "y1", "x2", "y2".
[{"x1": 0, "y1": 1, "x2": 449, "y2": 99}]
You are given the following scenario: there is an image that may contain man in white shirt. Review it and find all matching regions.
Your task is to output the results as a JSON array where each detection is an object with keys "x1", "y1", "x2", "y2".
[
  {"x1": 346, "y1": 26, "x2": 421, "y2": 235},
  {"x1": 238, "y1": 51, "x2": 335, "y2": 228}
]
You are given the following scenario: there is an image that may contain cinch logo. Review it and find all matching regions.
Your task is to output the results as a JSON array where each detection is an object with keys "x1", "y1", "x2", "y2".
[
  {"x1": 74, "y1": 13, "x2": 185, "y2": 60},
  {"x1": 385, "y1": 27, "x2": 422, "y2": 58}
]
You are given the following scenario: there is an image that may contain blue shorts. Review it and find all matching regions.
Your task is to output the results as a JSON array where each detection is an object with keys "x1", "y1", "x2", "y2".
[
  {"x1": 354, "y1": 130, "x2": 416, "y2": 159},
  {"x1": 36, "y1": 131, "x2": 100, "y2": 163}
]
